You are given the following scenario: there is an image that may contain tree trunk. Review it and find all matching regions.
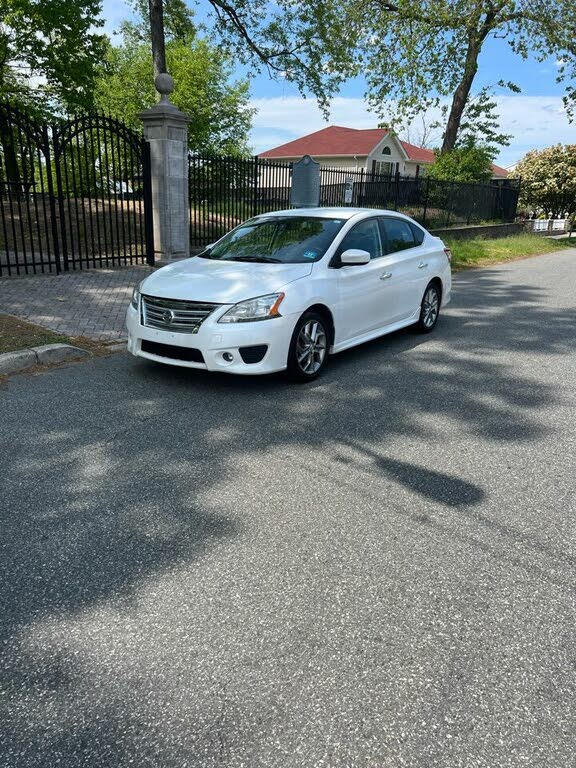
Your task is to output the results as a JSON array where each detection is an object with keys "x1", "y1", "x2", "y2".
[
  {"x1": 148, "y1": 0, "x2": 167, "y2": 79},
  {"x1": 441, "y1": 36, "x2": 480, "y2": 154},
  {"x1": 0, "y1": 124, "x2": 21, "y2": 190}
]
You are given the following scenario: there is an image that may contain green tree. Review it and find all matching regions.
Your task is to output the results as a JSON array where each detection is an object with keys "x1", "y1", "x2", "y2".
[
  {"x1": 94, "y1": 0, "x2": 253, "y2": 155},
  {"x1": 453, "y1": 87, "x2": 512, "y2": 154},
  {"x1": 426, "y1": 143, "x2": 494, "y2": 183},
  {"x1": 0, "y1": 1, "x2": 105, "y2": 188},
  {"x1": 197, "y1": 0, "x2": 576, "y2": 152},
  {"x1": 515, "y1": 145, "x2": 576, "y2": 218},
  {"x1": 399, "y1": 87, "x2": 512, "y2": 155},
  {"x1": 0, "y1": 0, "x2": 106, "y2": 112}
]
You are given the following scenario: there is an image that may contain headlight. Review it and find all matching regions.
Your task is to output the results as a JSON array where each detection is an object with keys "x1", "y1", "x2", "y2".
[
  {"x1": 130, "y1": 286, "x2": 140, "y2": 309},
  {"x1": 218, "y1": 293, "x2": 284, "y2": 323}
]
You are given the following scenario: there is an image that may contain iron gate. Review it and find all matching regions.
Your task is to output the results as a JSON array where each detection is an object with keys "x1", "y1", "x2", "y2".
[{"x1": 0, "y1": 104, "x2": 154, "y2": 277}]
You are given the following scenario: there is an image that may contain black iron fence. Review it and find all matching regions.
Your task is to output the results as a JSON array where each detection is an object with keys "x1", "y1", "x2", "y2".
[
  {"x1": 189, "y1": 153, "x2": 520, "y2": 247},
  {"x1": 189, "y1": 155, "x2": 292, "y2": 246},
  {"x1": 1, "y1": 103, "x2": 520, "y2": 276},
  {"x1": 0, "y1": 103, "x2": 153, "y2": 277}
]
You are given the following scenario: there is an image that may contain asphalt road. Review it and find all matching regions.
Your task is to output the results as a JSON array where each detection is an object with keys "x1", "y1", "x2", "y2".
[{"x1": 1, "y1": 250, "x2": 576, "y2": 768}]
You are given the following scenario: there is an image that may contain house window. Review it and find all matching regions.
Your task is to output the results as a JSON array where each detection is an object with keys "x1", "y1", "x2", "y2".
[
  {"x1": 382, "y1": 147, "x2": 391, "y2": 155},
  {"x1": 374, "y1": 161, "x2": 393, "y2": 176}
]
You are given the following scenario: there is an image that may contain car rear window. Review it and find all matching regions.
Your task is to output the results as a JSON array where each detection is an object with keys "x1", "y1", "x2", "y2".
[
  {"x1": 410, "y1": 222, "x2": 425, "y2": 245},
  {"x1": 382, "y1": 218, "x2": 415, "y2": 253}
]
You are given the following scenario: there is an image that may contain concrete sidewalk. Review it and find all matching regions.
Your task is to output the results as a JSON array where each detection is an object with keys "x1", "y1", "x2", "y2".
[{"x1": 0, "y1": 266, "x2": 153, "y2": 340}]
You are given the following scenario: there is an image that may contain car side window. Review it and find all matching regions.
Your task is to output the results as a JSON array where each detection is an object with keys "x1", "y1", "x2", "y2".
[
  {"x1": 382, "y1": 218, "x2": 416, "y2": 254},
  {"x1": 338, "y1": 219, "x2": 383, "y2": 260},
  {"x1": 410, "y1": 222, "x2": 425, "y2": 246}
]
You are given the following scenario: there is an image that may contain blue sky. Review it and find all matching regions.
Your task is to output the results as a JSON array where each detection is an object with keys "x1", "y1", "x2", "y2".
[{"x1": 101, "y1": 0, "x2": 575, "y2": 167}]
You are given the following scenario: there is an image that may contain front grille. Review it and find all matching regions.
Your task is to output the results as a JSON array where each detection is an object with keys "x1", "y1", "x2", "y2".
[
  {"x1": 141, "y1": 340, "x2": 205, "y2": 364},
  {"x1": 141, "y1": 295, "x2": 220, "y2": 334}
]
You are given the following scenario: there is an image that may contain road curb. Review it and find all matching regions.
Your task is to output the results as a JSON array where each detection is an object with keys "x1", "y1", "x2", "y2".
[
  {"x1": 107, "y1": 341, "x2": 127, "y2": 353},
  {"x1": 0, "y1": 344, "x2": 91, "y2": 375}
]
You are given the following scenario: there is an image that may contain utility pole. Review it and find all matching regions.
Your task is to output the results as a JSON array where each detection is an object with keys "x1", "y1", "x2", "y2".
[{"x1": 148, "y1": 0, "x2": 167, "y2": 80}]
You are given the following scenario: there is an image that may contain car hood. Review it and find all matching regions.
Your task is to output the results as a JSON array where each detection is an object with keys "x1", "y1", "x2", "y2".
[{"x1": 140, "y1": 257, "x2": 313, "y2": 304}]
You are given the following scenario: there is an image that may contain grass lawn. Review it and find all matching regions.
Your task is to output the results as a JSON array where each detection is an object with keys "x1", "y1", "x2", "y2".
[
  {"x1": 446, "y1": 234, "x2": 575, "y2": 270},
  {"x1": 0, "y1": 314, "x2": 111, "y2": 356}
]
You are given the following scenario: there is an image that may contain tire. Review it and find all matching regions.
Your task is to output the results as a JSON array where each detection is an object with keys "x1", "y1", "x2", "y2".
[
  {"x1": 414, "y1": 281, "x2": 441, "y2": 334},
  {"x1": 286, "y1": 311, "x2": 329, "y2": 382}
]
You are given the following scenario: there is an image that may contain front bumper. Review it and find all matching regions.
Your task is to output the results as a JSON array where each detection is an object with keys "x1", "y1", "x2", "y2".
[{"x1": 125, "y1": 303, "x2": 297, "y2": 375}]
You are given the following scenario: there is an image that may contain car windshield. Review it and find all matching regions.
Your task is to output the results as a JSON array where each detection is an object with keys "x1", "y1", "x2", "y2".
[{"x1": 200, "y1": 216, "x2": 345, "y2": 264}]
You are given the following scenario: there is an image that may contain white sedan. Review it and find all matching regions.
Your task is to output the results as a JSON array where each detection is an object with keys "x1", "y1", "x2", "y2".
[{"x1": 126, "y1": 208, "x2": 451, "y2": 381}]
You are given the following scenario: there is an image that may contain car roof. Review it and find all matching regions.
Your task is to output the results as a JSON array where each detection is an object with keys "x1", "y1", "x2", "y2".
[{"x1": 254, "y1": 207, "x2": 415, "y2": 222}]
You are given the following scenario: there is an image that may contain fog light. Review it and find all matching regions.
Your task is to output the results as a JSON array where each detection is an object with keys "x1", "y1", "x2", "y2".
[{"x1": 223, "y1": 352, "x2": 234, "y2": 362}]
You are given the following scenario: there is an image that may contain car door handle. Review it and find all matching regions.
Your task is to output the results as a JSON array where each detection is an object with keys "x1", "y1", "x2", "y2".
[
  {"x1": 418, "y1": 262, "x2": 428, "y2": 269},
  {"x1": 380, "y1": 272, "x2": 392, "y2": 280}
]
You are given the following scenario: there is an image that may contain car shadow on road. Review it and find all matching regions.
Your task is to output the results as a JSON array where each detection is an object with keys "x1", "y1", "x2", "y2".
[{"x1": 1, "y1": 267, "x2": 575, "y2": 765}]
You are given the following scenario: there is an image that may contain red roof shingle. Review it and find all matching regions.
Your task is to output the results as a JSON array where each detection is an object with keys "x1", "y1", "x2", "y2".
[
  {"x1": 259, "y1": 126, "x2": 389, "y2": 158},
  {"x1": 258, "y1": 125, "x2": 508, "y2": 176},
  {"x1": 490, "y1": 163, "x2": 509, "y2": 177},
  {"x1": 398, "y1": 140, "x2": 435, "y2": 164},
  {"x1": 258, "y1": 126, "x2": 434, "y2": 161}
]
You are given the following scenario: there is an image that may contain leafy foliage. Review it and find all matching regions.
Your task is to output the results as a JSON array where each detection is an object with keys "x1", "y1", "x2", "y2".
[
  {"x1": 94, "y1": 0, "x2": 253, "y2": 155},
  {"x1": 199, "y1": 1, "x2": 576, "y2": 151},
  {"x1": 0, "y1": 0, "x2": 106, "y2": 113},
  {"x1": 398, "y1": 87, "x2": 512, "y2": 154},
  {"x1": 515, "y1": 145, "x2": 576, "y2": 218},
  {"x1": 456, "y1": 87, "x2": 512, "y2": 154},
  {"x1": 426, "y1": 144, "x2": 494, "y2": 183}
]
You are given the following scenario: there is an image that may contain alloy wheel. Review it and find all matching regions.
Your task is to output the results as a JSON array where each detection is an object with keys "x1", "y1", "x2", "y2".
[
  {"x1": 422, "y1": 287, "x2": 439, "y2": 328},
  {"x1": 296, "y1": 320, "x2": 327, "y2": 375}
]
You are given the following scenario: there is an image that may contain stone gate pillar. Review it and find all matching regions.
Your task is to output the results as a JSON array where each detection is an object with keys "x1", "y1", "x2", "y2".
[{"x1": 139, "y1": 74, "x2": 190, "y2": 263}]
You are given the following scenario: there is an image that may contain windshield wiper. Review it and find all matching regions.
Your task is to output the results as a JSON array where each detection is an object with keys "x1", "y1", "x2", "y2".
[{"x1": 227, "y1": 256, "x2": 282, "y2": 263}]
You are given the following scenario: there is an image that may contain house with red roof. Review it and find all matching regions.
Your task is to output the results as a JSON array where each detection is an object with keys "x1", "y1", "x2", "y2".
[{"x1": 258, "y1": 125, "x2": 508, "y2": 180}]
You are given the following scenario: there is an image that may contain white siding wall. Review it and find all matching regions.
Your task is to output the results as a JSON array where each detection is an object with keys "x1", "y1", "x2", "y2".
[
  {"x1": 258, "y1": 156, "x2": 365, "y2": 188},
  {"x1": 404, "y1": 161, "x2": 429, "y2": 177}
]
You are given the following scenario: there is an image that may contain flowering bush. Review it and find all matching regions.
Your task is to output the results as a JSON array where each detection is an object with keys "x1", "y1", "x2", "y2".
[{"x1": 516, "y1": 145, "x2": 576, "y2": 218}]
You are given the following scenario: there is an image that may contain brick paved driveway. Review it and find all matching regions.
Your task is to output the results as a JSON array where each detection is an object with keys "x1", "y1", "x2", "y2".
[{"x1": 0, "y1": 266, "x2": 154, "y2": 340}]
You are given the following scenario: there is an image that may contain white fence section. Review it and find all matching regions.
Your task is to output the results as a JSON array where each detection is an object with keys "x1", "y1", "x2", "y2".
[{"x1": 529, "y1": 219, "x2": 570, "y2": 233}]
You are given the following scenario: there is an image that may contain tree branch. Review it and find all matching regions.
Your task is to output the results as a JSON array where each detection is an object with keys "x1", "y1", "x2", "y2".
[
  {"x1": 372, "y1": 0, "x2": 467, "y2": 28},
  {"x1": 207, "y1": 0, "x2": 297, "y2": 69},
  {"x1": 373, "y1": 1, "x2": 438, "y2": 25},
  {"x1": 499, "y1": 9, "x2": 576, "y2": 55}
]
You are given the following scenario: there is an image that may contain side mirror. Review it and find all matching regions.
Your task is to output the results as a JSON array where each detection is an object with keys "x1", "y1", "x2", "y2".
[{"x1": 340, "y1": 248, "x2": 371, "y2": 265}]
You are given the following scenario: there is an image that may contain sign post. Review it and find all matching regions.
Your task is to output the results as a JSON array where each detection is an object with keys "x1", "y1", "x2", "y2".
[
  {"x1": 291, "y1": 155, "x2": 320, "y2": 208},
  {"x1": 344, "y1": 176, "x2": 354, "y2": 205}
]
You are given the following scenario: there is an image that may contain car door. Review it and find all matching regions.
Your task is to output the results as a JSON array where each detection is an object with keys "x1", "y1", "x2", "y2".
[
  {"x1": 333, "y1": 217, "x2": 397, "y2": 341},
  {"x1": 379, "y1": 217, "x2": 427, "y2": 322}
]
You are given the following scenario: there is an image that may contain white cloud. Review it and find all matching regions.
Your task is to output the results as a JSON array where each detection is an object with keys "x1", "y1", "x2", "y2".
[
  {"x1": 491, "y1": 95, "x2": 576, "y2": 165},
  {"x1": 249, "y1": 94, "x2": 576, "y2": 167},
  {"x1": 251, "y1": 96, "x2": 377, "y2": 140}
]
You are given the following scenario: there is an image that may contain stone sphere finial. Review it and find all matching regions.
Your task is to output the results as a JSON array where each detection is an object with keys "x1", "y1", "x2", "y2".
[{"x1": 155, "y1": 72, "x2": 175, "y2": 102}]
